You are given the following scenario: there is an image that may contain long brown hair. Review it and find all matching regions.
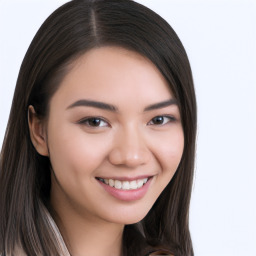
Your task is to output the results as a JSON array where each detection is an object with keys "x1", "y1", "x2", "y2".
[{"x1": 0, "y1": 1, "x2": 197, "y2": 255}]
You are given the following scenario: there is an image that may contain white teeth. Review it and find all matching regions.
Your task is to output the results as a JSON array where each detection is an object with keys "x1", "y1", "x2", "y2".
[
  {"x1": 114, "y1": 180, "x2": 122, "y2": 189},
  {"x1": 122, "y1": 181, "x2": 130, "y2": 190},
  {"x1": 99, "y1": 177, "x2": 149, "y2": 190},
  {"x1": 130, "y1": 180, "x2": 138, "y2": 189},
  {"x1": 137, "y1": 179, "x2": 144, "y2": 188},
  {"x1": 109, "y1": 179, "x2": 115, "y2": 187}
]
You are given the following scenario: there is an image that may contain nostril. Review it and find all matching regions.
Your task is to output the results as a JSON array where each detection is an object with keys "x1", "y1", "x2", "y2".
[
  {"x1": 108, "y1": 147, "x2": 150, "y2": 167},
  {"x1": 108, "y1": 148, "x2": 122, "y2": 165}
]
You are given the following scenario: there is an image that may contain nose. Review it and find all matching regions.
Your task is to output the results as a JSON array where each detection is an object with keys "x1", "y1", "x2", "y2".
[{"x1": 108, "y1": 126, "x2": 150, "y2": 168}]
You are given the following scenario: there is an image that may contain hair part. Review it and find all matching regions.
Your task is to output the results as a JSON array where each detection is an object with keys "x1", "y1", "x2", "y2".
[{"x1": 0, "y1": 1, "x2": 196, "y2": 255}]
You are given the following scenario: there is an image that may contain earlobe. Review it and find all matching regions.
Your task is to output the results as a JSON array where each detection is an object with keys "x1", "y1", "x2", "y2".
[{"x1": 28, "y1": 105, "x2": 49, "y2": 156}]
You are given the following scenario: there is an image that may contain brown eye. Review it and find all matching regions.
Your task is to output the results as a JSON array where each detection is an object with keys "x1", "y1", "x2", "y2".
[
  {"x1": 152, "y1": 116, "x2": 165, "y2": 125},
  {"x1": 87, "y1": 118, "x2": 102, "y2": 126},
  {"x1": 78, "y1": 117, "x2": 109, "y2": 127},
  {"x1": 148, "y1": 115, "x2": 175, "y2": 126}
]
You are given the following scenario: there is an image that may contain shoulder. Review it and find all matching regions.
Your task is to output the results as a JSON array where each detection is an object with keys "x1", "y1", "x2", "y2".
[
  {"x1": 0, "y1": 245, "x2": 27, "y2": 256},
  {"x1": 13, "y1": 246, "x2": 27, "y2": 256}
]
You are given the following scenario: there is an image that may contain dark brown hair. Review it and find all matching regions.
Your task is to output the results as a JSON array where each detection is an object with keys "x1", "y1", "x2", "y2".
[{"x1": 0, "y1": 0, "x2": 197, "y2": 255}]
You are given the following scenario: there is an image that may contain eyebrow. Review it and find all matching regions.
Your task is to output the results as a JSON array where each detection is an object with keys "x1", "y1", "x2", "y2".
[
  {"x1": 144, "y1": 98, "x2": 178, "y2": 111},
  {"x1": 67, "y1": 99, "x2": 117, "y2": 111},
  {"x1": 66, "y1": 98, "x2": 178, "y2": 112}
]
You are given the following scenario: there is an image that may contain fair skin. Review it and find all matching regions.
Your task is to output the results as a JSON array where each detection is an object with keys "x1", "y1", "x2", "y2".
[{"x1": 29, "y1": 46, "x2": 184, "y2": 256}]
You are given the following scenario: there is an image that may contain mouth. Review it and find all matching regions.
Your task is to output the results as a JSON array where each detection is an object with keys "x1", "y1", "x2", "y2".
[
  {"x1": 96, "y1": 177, "x2": 151, "y2": 191},
  {"x1": 96, "y1": 176, "x2": 153, "y2": 201}
]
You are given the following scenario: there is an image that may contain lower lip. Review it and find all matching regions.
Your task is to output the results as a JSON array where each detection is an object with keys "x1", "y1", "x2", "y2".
[{"x1": 97, "y1": 178, "x2": 152, "y2": 201}]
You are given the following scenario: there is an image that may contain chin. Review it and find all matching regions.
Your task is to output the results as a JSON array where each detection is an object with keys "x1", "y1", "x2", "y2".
[{"x1": 102, "y1": 204, "x2": 152, "y2": 225}]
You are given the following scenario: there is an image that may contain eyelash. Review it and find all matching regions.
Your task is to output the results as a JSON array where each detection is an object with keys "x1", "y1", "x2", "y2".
[
  {"x1": 147, "y1": 115, "x2": 176, "y2": 126},
  {"x1": 77, "y1": 117, "x2": 109, "y2": 128},
  {"x1": 77, "y1": 115, "x2": 176, "y2": 128}
]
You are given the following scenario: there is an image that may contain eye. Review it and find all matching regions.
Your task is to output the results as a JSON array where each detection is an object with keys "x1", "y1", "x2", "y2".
[
  {"x1": 77, "y1": 117, "x2": 109, "y2": 127},
  {"x1": 148, "y1": 115, "x2": 175, "y2": 126}
]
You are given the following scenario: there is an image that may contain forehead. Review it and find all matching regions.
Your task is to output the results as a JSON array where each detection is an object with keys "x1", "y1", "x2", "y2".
[{"x1": 49, "y1": 46, "x2": 173, "y2": 109}]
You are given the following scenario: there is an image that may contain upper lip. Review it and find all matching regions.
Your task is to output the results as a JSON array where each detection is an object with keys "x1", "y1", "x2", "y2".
[{"x1": 96, "y1": 175, "x2": 153, "y2": 181}]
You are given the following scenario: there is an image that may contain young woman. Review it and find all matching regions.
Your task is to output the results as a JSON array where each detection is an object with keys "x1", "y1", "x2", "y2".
[{"x1": 0, "y1": 0, "x2": 197, "y2": 255}]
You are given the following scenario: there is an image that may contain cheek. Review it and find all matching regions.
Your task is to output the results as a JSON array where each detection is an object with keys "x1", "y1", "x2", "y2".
[
  {"x1": 152, "y1": 128, "x2": 184, "y2": 175},
  {"x1": 46, "y1": 124, "x2": 111, "y2": 178}
]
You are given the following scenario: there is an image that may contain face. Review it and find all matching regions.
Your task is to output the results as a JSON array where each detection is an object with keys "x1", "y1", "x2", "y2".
[{"x1": 38, "y1": 47, "x2": 184, "y2": 225}]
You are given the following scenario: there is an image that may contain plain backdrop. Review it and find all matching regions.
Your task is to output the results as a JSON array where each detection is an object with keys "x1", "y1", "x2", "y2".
[{"x1": 0, "y1": 0, "x2": 256, "y2": 255}]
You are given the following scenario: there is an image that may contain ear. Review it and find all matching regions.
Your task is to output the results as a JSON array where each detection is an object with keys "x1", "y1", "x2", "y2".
[{"x1": 28, "y1": 105, "x2": 49, "y2": 156}]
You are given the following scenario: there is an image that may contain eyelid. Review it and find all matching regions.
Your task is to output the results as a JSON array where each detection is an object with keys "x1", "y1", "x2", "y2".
[
  {"x1": 147, "y1": 115, "x2": 177, "y2": 126},
  {"x1": 76, "y1": 116, "x2": 110, "y2": 127}
]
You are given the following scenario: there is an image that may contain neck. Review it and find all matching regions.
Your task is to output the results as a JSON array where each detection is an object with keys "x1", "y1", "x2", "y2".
[{"x1": 52, "y1": 205, "x2": 124, "y2": 256}]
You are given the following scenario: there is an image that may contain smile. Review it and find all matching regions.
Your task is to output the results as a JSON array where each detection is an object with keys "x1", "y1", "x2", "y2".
[
  {"x1": 97, "y1": 177, "x2": 149, "y2": 190},
  {"x1": 96, "y1": 176, "x2": 153, "y2": 201}
]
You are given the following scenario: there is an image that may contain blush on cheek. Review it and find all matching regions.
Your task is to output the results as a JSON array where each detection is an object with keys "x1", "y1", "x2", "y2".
[
  {"x1": 52, "y1": 143, "x2": 107, "y2": 180},
  {"x1": 158, "y1": 142, "x2": 184, "y2": 172}
]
